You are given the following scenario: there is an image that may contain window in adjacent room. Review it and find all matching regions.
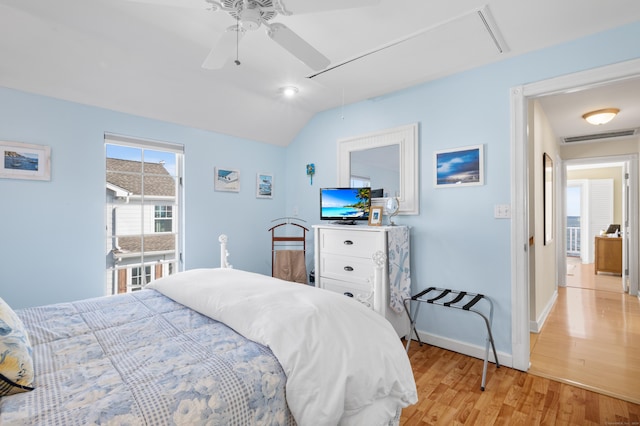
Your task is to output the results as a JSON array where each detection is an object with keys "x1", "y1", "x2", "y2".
[{"x1": 105, "y1": 134, "x2": 184, "y2": 295}]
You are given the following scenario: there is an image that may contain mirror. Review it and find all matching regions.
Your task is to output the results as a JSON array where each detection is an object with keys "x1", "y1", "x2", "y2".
[
  {"x1": 385, "y1": 197, "x2": 400, "y2": 225},
  {"x1": 350, "y1": 145, "x2": 400, "y2": 197},
  {"x1": 337, "y1": 123, "x2": 419, "y2": 215}
]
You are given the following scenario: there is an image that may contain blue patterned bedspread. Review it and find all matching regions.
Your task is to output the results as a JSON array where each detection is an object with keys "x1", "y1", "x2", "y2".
[{"x1": 0, "y1": 289, "x2": 294, "y2": 425}]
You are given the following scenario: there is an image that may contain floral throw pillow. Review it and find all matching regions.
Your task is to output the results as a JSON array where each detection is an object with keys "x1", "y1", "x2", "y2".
[{"x1": 0, "y1": 297, "x2": 34, "y2": 396}]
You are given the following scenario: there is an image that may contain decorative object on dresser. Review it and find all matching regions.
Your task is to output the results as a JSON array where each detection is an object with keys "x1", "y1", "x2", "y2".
[
  {"x1": 313, "y1": 224, "x2": 411, "y2": 338},
  {"x1": 369, "y1": 205, "x2": 383, "y2": 226}
]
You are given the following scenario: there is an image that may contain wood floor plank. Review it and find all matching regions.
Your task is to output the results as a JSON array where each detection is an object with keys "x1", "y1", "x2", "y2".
[
  {"x1": 529, "y1": 260, "x2": 640, "y2": 404},
  {"x1": 400, "y1": 343, "x2": 640, "y2": 425}
]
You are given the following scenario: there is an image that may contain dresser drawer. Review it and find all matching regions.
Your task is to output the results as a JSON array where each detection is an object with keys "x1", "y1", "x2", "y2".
[
  {"x1": 319, "y1": 253, "x2": 374, "y2": 284},
  {"x1": 319, "y1": 228, "x2": 383, "y2": 258},
  {"x1": 321, "y1": 277, "x2": 373, "y2": 309}
]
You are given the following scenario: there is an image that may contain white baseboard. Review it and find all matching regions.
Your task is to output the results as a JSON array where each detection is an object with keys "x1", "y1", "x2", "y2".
[
  {"x1": 410, "y1": 328, "x2": 513, "y2": 368},
  {"x1": 529, "y1": 289, "x2": 558, "y2": 333}
]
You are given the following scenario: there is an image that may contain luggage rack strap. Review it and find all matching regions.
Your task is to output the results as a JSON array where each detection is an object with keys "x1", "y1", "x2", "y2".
[{"x1": 404, "y1": 285, "x2": 500, "y2": 391}]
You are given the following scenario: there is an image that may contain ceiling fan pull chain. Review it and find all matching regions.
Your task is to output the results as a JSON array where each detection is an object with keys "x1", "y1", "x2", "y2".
[{"x1": 234, "y1": 15, "x2": 241, "y2": 66}]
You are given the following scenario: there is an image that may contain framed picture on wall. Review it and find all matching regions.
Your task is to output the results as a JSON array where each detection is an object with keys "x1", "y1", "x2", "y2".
[
  {"x1": 1, "y1": 141, "x2": 51, "y2": 181},
  {"x1": 434, "y1": 144, "x2": 484, "y2": 187},
  {"x1": 543, "y1": 153, "x2": 553, "y2": 245},
  {"x1": 256, "y1": 172, "x2": 273, "y2": 198},
  {"x1": 214, "y1": 167, "x2": 240, "y2": 192}
]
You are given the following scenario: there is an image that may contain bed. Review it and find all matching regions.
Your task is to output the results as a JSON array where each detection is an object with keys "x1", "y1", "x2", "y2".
[{"x1": 0, "y1": 238, "x2": 417, "y2": 425}]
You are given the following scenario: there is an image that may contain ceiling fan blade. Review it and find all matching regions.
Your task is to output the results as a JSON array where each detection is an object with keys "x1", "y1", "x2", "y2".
[
  {"x1": 202, "y1": 26, "x2": 245, "y2": 70},
  {"x1": 267, "y1": 23, "x2": 330, "y2": 71},
  {"x1": 123, "y1": 0, "x2": 208, "y2": 9},
  {"x1": 279, "y1": 0, "x2": 381, "y2": 15}
]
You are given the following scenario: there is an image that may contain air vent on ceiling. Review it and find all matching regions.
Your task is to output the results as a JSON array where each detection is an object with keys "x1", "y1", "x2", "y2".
[{"x1": 562, "y1": 129, "x2": 637, "y2": 144}]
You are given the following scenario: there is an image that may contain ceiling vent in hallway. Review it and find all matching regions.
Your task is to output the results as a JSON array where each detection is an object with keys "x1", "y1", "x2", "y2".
[{"x1": 561, "y1": 128, "x2": 637, "y2": 144}]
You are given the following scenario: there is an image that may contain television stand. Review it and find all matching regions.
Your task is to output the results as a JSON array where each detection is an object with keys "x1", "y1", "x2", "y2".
[{"x1": 332, "y1": 220, "x2": 357, "y2": 225}]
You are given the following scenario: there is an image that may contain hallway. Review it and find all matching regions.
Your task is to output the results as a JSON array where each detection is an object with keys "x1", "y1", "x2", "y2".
[{"x1": 529, "y1": 258, "x2": 640, "y2": 404}]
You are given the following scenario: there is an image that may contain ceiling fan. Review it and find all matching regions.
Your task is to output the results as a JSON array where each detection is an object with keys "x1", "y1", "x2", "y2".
[{"x1": 199, "y1": 0, "x2": 381, "y2": 70}]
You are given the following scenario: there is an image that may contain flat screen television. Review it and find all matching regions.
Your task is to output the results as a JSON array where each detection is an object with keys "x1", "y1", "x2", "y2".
[{"x1": 320, "y1": 187, "x2": 371, "y2": 225}]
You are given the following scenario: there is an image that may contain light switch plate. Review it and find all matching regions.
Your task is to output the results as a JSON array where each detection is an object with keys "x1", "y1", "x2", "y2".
[{"x1": 494, "y1": 204, "x2": 511, "y2": 218}]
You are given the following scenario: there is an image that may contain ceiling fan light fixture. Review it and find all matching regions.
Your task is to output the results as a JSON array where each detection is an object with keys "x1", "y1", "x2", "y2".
[
  {"x1": 582, "y1": 108, "x2": 620, "y2": 125},
  {"x1": 281, "y1": 86, "x2": 298, "y2": 97},
  {"x1": 239, "y1": 7, "x2": 262, "y2": 30}
]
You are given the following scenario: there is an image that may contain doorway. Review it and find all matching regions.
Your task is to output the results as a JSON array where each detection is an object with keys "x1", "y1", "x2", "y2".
[{"x1": 510, "y1": 58, "x2": 640, "y2": 372}]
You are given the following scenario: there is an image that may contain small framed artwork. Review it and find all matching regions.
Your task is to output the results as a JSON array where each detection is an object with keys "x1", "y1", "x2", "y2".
[
  {"x1": 369, "y1": 206, "x2": 383, "y2": 226},
  {"x1": 1, "y1": 141, "x2": 51, "y2": 181},
  {"x1": 434, "y1": 144, "x2": 484, "y2": 187},
  {"x1": 214, "y1": 167, "x2": 240, "y2": 192},
  {"x1": 256, "y1": 172, "x2": 273, "y2": 198}
]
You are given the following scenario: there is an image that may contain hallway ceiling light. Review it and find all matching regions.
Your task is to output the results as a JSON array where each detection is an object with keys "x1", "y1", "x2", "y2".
[{"x1": 582, "y1": 108, "x2": 620, "y2": 125}]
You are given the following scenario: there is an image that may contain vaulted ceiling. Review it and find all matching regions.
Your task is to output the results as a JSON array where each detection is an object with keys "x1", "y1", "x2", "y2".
[{"x1": 1, "y1": 0, "x2": 640, "y2": 146}]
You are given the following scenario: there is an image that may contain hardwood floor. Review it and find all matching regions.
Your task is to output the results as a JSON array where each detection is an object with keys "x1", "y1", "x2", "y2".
[
  {"x1": 399, "y1": 257, "x2": 640, "y2": 424},
  {"x1": 529, "y1": 257, "x2": 640, "y2": 405},
  {"x1": 400, "y1": 343, "x2": 640, "y2": 425}
]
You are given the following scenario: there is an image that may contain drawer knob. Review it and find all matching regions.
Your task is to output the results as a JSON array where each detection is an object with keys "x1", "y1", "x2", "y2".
[
  {"x1": 344, "y1": 266, "x2": 354, "y2": 272},
  {"x1": 344, "y1": 292, "x2": 354, "y2": 297},
  {"x1": 343, "y1": 240, "x2": 354, "y2": 245}
]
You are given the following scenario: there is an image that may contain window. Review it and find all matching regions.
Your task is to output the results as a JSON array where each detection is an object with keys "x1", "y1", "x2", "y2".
[
  {"x1": 131, "y1": 266, "x2": 152, "y2": 290},
  {"x1": 105, "y1": 134, "x2": 183, "y2": 295},
  {"x1": 154, "y1": 205, "x2": 173, "y2": 232}
]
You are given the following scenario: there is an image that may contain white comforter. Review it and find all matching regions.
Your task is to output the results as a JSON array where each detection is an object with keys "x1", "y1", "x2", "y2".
[{"x1": 147, "y1": 268, "x2": 417, "y2": 426}]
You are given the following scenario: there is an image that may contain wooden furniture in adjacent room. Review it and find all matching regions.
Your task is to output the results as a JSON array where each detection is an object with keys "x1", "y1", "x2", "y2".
[
  {"x1": 313, "y1": 224, "x2": 410, "y2": 338},
  {"x1": 594, "y1": 235, "x2": 622, "y2": 275}
]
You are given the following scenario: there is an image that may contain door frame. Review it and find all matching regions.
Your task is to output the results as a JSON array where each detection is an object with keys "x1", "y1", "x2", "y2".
[{"x1": 510, "y1": 58, "x2": 640, "y2": 371}]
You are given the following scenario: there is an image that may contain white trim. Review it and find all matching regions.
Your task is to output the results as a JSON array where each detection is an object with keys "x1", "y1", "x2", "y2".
[
  {"x1": 337, "y1": 123, "x2": 419, "y2": 215},
  {"x1": 529, "y1": 289, "x2": 558, "y2": 333},
  {"x1": 413, "y1": 328, "x2": 510, "y2": 367},
  {"x1": 104, "y1": 132, "x2": 184, "y2": 153},
  {"x1": 511, "y1": 58, "x2": 640, "y2": 372}
]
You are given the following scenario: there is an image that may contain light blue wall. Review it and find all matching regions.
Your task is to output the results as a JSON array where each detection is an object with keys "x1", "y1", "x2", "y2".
[
  {"x1": 1, "y1": 22, "x2": 639, "y2": 359},
  {"x1": 0, "y1": 88, "x2": 287, "y2": 309},
  {"x1": 284, "y1": 22, "x2": 640, "y2": 356}
]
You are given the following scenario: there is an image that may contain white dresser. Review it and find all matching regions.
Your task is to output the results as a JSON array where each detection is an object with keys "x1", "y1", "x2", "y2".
[{"x1": 313, "y1": 224, "x2": 411, "y2": 338}]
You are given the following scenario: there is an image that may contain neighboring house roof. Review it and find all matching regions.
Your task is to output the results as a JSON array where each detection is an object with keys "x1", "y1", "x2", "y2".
[
  {"x1": 106, "y1": 158, "x2": 175, "y2": 197},
  {"x1": 115, "y1": 234, "x2": 175, "y2": 255}
]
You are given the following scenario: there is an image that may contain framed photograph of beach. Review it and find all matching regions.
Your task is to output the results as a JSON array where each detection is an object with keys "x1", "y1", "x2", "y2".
[
  {"x1": 434, "y1": 144, "x2": 484, "y2": 188},
  {"x1": 256, "y1": 172, "x2": 273, "y2": 198},
  {"x1": 214, "y1": 167, "x2": 240, "y2": 192},
  {"x1": 1, "y1": 141, "x2": 51, "y2": 181},
  {"x1": 369, "y1": 206, "x2": 383, "y2": 226}
]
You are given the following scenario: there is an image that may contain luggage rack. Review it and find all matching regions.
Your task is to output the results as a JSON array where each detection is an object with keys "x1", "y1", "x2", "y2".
[{"x1": 404, "y1": 286, "x2": 500, "y2": 391}]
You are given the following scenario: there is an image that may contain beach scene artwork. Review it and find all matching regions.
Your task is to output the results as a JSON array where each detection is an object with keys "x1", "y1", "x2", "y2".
[
  {"x1": 1, "y1": 142, "x2": 50, "y2": 181},
  {"x1": 435, "y1": 144, "x2": 483, "y2": 187},
  {"x1": 215, "y1": 167, "x2": 240, "y2": 192},
  {"x1": 257, "y1": 173, "x2": 273, "y2": 198}
]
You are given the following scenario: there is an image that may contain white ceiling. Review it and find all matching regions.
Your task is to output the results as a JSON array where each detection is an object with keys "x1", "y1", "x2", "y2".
[{"x1": 1, "y1": 0, "x2": 640, "y2": 146}]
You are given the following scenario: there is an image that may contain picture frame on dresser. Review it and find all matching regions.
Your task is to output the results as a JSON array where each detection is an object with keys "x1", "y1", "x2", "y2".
[{"x1": 369, "y1": 206, "x2": 383, "y2": 226}]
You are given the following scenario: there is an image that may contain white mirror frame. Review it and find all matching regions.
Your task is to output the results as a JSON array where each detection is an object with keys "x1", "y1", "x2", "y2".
[{"x1": 337, "y1": 123, "x2": 419, "y2": 215}]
